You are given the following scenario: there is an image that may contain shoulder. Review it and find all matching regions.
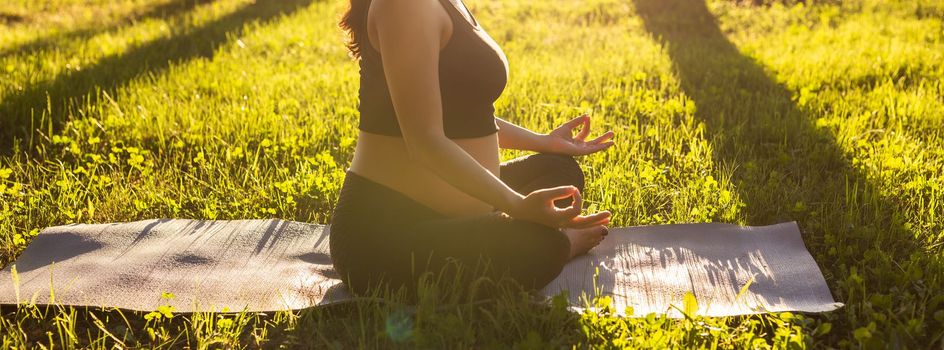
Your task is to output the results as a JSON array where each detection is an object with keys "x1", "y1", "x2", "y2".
[
  {"x1": 369, "y1": 0, "x2": 450, "y2": 28},
  {"x1": 367, "y1": 0, "x2": 453, "y2": 52}
]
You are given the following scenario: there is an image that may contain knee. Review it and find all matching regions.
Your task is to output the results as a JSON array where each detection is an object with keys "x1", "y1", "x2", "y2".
[
  {"x1": 546, "y1": 227, "x2": 571, "y2": 266},
  {"x1": 533, "y1": 228, "x2": 571, "y2": 287},
  {"x1": 535, "y1": 153, "x2": 585, "y2": 192},
  {"x1": 512, "y1": 224, "x2": 570, "y2": 288}
]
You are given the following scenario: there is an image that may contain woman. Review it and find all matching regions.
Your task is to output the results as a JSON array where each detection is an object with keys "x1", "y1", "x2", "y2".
[{"x1": 330, "y1": 0, "x2": 615, "y2": 297}]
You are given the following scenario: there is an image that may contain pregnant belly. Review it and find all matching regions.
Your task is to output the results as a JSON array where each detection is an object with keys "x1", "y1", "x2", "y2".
[{"x1": 348, "y1": 130, "x2": 501, "y2": 218}]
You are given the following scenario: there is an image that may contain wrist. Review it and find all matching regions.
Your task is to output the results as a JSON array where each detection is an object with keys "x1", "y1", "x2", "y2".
[
  {"x1": 534, "y1": 133, "x2": 553, "y2": 153},
  {"x1": 497, "y1": 189, "x2": 525, "y2": 216}
]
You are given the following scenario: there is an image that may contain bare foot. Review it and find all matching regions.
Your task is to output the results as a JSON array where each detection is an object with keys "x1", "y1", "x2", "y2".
[{"x1": 562, "y1": 225, "x2": 608, "y2": 259}]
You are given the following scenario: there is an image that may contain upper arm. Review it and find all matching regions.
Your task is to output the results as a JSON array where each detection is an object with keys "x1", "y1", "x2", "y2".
[{"x1": 370, "y1": 0, "x2": 451, "y2": 148}]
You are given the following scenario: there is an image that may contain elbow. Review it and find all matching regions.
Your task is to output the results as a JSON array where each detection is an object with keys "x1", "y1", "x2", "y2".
[{"x1": 402, "y1": 132, "x2": 447, "y2": 168}]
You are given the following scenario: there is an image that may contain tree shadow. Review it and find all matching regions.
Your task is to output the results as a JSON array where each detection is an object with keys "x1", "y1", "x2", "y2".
[
  {"x1": 633, "y1": 0, "x2": 940, "y2": 344},
  {"x1": 0, "y1": 0, "x2": 316, "y2": 152},
  {"x1": 0, "y1": 0, "x2": 215, "y2": 60}
]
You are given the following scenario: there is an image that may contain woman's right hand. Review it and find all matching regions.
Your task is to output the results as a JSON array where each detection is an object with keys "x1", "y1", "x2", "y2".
[{"x1": 509, "y1": 185, "x2": 611, "y2": 229}]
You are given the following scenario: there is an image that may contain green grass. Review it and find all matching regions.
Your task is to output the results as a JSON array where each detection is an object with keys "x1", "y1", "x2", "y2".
[{"x1": 1, "y1": 0, "x2": 942, "y2": 347}]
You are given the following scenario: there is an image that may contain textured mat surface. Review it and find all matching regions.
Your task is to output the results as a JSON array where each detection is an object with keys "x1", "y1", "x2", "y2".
[
  {"x1": 541, "y1": 222, "x2": 843, "y2": 317},
  {"x1": 0, "y1": 219, "x2": 842, "y2": 316}
]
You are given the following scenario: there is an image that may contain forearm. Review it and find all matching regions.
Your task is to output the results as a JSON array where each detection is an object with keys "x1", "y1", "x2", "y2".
[
  {"x1": 408, "y1": 135, "x2": 524, "y2": 213},
  {"x1": 495, "y1": 117, "x2": 549, "y2": 152}
]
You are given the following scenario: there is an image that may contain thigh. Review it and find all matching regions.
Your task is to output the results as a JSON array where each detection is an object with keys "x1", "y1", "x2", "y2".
[{"x1": 390, "y1": 212, "x2": 571, "y2": 293}]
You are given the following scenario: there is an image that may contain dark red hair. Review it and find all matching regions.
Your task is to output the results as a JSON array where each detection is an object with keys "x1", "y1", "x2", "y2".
[{"x1": 339, "y1": 0, "x2": 368, "y2": 60}]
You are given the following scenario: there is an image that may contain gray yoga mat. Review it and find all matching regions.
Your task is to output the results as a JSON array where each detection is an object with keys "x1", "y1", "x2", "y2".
[{"x1": 0, "y1": 219, "x2": 842, "y2": 316}]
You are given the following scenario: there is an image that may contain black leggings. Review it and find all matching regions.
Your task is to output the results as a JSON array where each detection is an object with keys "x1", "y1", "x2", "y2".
[{"x1": 328, "y1": 153, "x2": 585, "y2": 297}]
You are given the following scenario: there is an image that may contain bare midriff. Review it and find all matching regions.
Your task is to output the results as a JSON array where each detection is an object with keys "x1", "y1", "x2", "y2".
[{"x1": 348, "y1": 130, "x2": 501, "y2": 218}]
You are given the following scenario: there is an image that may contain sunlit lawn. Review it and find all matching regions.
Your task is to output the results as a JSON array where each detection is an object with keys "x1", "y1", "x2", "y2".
[{"x1": 1, "y1": 0, "x2": 942, "y2": 347}]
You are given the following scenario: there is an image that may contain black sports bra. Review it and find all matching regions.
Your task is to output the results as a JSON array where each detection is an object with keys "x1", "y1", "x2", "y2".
[{"x1": 356, "y1": 0, "x2": 509, "y2": 139}]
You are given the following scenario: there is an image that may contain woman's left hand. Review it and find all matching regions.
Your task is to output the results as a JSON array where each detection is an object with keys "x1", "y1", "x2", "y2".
[{"x1": 543, "y1": 114, "x2": 615, "y2": 156}]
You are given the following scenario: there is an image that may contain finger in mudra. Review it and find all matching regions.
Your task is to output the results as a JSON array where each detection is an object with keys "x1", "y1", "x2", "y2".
[{"x1": 546, "y1": 114, "x2": 615, "y2": 156}]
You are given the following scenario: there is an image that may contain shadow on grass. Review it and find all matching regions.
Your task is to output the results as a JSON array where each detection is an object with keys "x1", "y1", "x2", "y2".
[
  {"x1": 0, "y1": 0, "x2": 315, "y2": 153},
  {"x1": 633, "y1": 0, "x2": 941, "y2": 345},
  {"x1": 0, "y1": 0, "x2": 215, "y2": 60}
]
